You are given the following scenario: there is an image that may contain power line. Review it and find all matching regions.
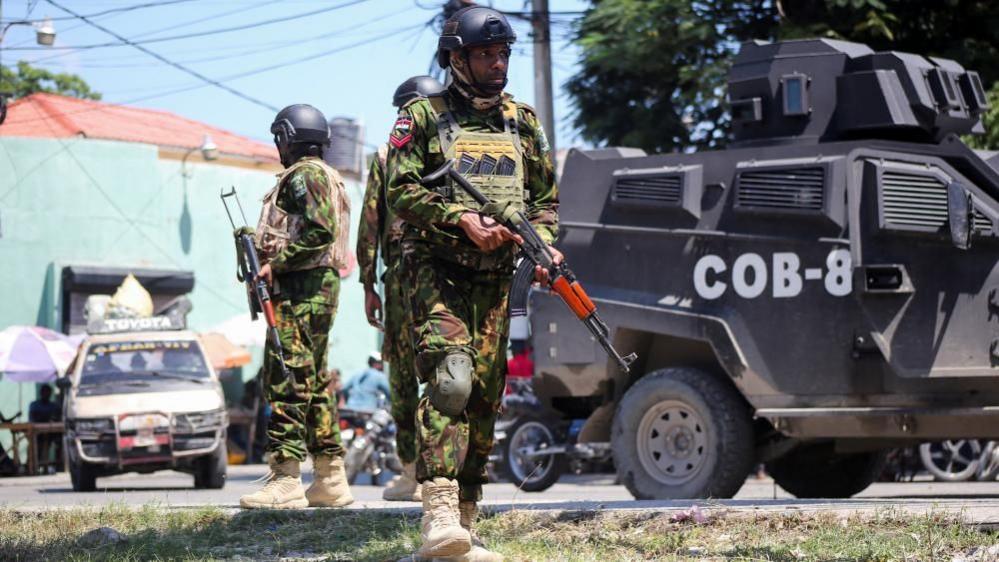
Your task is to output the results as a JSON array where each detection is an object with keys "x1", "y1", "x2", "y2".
[
  {"x1": 24, "y1": 0, "x2": 273, "y2": 62},
  {"x1": 0, "y1": 0, "x2": 196, "y2": 24},
  {"x1": 43, "y1": 0, "x2": 280, "y2": 112},
  {"x1": 4, "y1": 19, "x2": 427, "y2": 149},
  {"x1": 9, "y1": 0, "x2": 370, "y2": 51},
  {"x1": 26, "y1": 4, "x2": 418, "y2": 70}
]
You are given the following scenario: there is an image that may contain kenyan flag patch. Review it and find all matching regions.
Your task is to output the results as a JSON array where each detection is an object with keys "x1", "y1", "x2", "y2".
[{"x1": 389, "y1": 117, "x2": 413, "y2": 148}]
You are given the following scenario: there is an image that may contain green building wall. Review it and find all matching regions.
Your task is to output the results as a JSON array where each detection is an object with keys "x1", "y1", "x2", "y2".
[{"x1": 0, "y1": 136, "x2": 378, "y2": 458}]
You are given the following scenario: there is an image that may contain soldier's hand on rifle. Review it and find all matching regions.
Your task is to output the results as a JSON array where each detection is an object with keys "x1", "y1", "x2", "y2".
[
  {"x1": 257, "y1": 263, "x2": 274, "y2": 287},
  {"x1": 458, "y1": 211, "x2": 523, "y2": 252},
  {"x1": 363, "y1": 285, "x2": 384, "y2": 330},
  {"x1": 534, "y1": 246, "x2": 564, "y2": 285}
]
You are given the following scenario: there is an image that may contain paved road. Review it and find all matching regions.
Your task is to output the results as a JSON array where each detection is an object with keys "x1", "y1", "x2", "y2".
[{"x1": 4, "y1": 466, "x2": 999, "y2": 522}]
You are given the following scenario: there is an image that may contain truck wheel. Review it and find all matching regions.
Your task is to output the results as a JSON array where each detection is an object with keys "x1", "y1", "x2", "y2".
[
  {"x1": 767, "y1": 442, "x2": 887, "y2": 498},
  {"x1": 70, "y1": 460, "x2": 97, "y2": 492},
  {"x1": 612, "y1": 368, "x2": 753, "y2": 499},
  {"x1": 194, "y1": 442, "x2": 227, "y2": 489},
  {"x1": 502, "y1": 415, "x2": 567, "y2": 492}
]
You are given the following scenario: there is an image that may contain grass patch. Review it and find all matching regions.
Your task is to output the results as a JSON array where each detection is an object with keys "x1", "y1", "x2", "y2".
[{"x1": 0, "y1": 505, "x2": 995, "y2": 561}]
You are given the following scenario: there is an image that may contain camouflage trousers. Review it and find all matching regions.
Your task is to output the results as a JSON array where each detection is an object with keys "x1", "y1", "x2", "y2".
[
  {"x1": 383, "y1": 265, "x2": 419, "y2": 465},
  {"x1": 403, "y1": 248, "x2": 511, "y2": 502},
  {"x1": 264, "y1": 298, "x2": 343, "y2": 463}
]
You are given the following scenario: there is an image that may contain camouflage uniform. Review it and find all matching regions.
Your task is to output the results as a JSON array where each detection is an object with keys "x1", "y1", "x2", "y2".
[
  {"x1": 260, "y1": 156, "x2": 349, "y2": 464},
  {"x1": 385, "y1": 88, "x2": 558, "y2": 502},
  {"x1": 356, "y1": 144, "x2": 420, "y2": 464}
]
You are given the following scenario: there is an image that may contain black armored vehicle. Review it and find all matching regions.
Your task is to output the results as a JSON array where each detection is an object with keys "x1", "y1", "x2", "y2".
[{"x1": 531, "y1": 38, "x2": 999, "y2": 499}]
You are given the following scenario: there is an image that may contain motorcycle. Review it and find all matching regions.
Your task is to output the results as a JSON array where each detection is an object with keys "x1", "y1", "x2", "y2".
[
  {"x1": 339, "y1": 396, "x2": 402, "y2": 486},
  {"x1": 919, "y1": 439, "x2": 999, "y2": 482},
  {"x1": 491, "y1": 378, "x2": 614, "y2": 492}
]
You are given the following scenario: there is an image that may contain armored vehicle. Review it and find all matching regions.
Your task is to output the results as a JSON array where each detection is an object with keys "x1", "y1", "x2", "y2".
[{"x1": 530, "y1": 38, "x2": 999, "y2": 499}]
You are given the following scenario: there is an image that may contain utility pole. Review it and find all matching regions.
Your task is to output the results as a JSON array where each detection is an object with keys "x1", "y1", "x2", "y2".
[{"x1": 531, "y1": 0, "x2": 556, "y2": 154}]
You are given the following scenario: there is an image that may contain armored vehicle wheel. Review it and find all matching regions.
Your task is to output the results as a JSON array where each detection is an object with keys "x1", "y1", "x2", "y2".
[
  {"x1": 70, "y1": 459, "x2": 97, "y2": 492},
  {"x1": 612, "y1": 368, "x2": 753, "y2": 499},
  {"x1": 767, "y1": 442, "x2": 887, "y2": 498}
]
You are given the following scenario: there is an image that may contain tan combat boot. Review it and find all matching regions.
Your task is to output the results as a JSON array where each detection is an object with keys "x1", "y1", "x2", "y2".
[
  {"x1": 305, "y1": 454, "x2": 354, "y2": 507},
  {"x1": 383, "y1": 462, "x2": 422, "y2": 502},
  {"x1": 457, "y1": 500, "x2": 503, "y2": 562},
  {"x1": 239, "y1": 457, "x2": 309, "y2": 509},
  {"x1": 417, "y1": 478, "x2": 471, "y2": 558}
]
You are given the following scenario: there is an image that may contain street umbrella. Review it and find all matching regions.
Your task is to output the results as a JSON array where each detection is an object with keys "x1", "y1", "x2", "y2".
[
  {"x1": 0, "y1": 326, "x2": 83, "y2": 383},
  {"x1": 208, "y1": 313, "x2": 267, "y2": 349},
  {"x1": 200, "y1": 332, "x2": 252, "y2": 370}
]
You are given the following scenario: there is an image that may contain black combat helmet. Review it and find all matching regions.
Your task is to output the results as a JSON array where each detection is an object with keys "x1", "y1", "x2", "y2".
[
  {"x1": 393, "y1": 75, "x2": 445, "y2": 108},
  {"x1": 436, "y1": 6, "x2": 516, "y2": 69},
  {"x1": 270, "y1": 104, "x2": 330, "y2": 149}
]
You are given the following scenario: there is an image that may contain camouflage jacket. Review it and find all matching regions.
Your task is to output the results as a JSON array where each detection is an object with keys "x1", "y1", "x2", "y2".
[
  {"x1": 268, "y1": 157, "x2": 341, "y2": 307},
  {"x1": 356, "y1": 144, "x2": 405, "y2": 288},
  {"x1": 385, "y1": 88, "x2": 559, "y2": 267}
]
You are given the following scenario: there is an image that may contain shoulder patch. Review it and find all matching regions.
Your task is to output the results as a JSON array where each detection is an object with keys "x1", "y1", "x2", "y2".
[
  {"x1": 536, "y1": 126, "x2": 551, "y2": 154},
  {"x1": 289, "y1": 173, "x2": 309, "y2": 202},
  {"x1": 389, "y1": 116, "x2": 413, "y2": 149}
]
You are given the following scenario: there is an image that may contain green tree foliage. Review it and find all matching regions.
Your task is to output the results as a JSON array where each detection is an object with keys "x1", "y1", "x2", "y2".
[
  {"x1": 566, "y1": 0, "x2": 776, "y2": 152},
  {"x1": 0, "y1": 60, "x2": 101, "y2": 101},
  {"x1": 964, "y1": 82, "x2": 999, "y2": 150},
  {"x1": 568, "y1": 0, "x2": 999, "y2": 152}
]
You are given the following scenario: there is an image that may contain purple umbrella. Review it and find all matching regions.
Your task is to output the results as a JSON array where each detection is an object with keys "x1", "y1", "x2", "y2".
[{"x1": 0, "y1": 326, "x2": 83, "y2": 383}]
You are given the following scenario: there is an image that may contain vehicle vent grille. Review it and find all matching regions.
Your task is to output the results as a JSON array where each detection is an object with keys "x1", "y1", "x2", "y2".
[
  {"x1": 736, "y1": 167, "x2": 825, "y2": 211},
  {"x1": 974, "y1": 208, "x2": 993, "y2": 234},
  {"x1": 881, "y1": 170, "x2": 949, "y2": 228},
  {"x1": 612, "y1": 175, "x2": 682, "y2": 204}
]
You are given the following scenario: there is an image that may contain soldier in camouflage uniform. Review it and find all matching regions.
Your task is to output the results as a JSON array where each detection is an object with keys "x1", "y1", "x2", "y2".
[
  {"x1": 357, "y1": 75, "x2": 444, "y2": 503},
  {"x1": 385, "y1": 7, "x2": 559, "y2": 560},
  {"x1": 239, "y1": 104, "x2": 354, "y2": 510}
]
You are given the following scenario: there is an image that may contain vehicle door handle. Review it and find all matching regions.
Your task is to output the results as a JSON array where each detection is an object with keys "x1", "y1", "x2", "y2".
[{"x1": 859, "y1": 264, "x2": 914, "y2": 294}]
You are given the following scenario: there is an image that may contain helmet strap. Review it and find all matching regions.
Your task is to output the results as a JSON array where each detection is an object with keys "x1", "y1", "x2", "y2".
[{"x1": 450, "y1": 50, "x2": 505, "y2": 110}]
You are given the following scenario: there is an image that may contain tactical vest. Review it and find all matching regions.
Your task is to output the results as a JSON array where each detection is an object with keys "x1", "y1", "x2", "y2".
[
  {"x1": 427, "y1": 95, "x2": 528, "y2": 214},
  {"x1": 256, "y1": 157, "x2": 351, "y2": 271}
]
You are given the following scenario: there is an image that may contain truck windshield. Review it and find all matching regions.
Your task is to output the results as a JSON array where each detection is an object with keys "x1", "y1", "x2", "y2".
[{"x1": 80, "y1": 340, "x2": 210, "y2": 386}]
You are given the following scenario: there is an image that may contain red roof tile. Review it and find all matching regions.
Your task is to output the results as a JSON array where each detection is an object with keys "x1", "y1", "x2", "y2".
[{"x1": 0, "y1": 93, "x2": 278, "y2": 163}]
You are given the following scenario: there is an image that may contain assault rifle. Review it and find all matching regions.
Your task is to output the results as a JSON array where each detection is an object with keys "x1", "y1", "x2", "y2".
[
  {"x1": 220, "y1": 187, "x2": 292, "y2": 382},
  {"x1": 421, "y1": 160, "x2": 638, "y2": 373}
]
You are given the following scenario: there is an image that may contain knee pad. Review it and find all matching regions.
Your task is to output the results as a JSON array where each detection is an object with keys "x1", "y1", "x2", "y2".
[{"x1": 428, "y1": 351, "x2": 473, "y2": 416}]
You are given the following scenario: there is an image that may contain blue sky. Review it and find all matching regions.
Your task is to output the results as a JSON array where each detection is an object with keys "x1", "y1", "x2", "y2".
[{"x1": 1, "y1": 0, "x2": 589, "y2": 150}]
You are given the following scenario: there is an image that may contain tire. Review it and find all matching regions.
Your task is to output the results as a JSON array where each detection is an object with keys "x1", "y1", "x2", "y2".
[
  {"x1": 767, "y1": 442, "x2": 887, "y2": 498},
  {"x1": 918, "y1": 440, "x2": 982, "y2": 482},
  {"x1": 70, "y1": 459, "x2": 97, "y2": 492},
  {"x1": 612, "y1": 368, "x2": 753, "y2": 499},
  {"x1": 501, "y1": 415, "x2": 567, "y2": 492},
  {"x1": 194, "y1": 442, "x2": 227, "y2": 489},
  {"x1": 344, "y1": 438, "x2": 372, "y2": 485}
]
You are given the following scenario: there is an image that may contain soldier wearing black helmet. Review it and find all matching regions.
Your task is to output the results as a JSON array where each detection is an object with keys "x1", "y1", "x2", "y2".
[
  {"x1": 385, "y1": 6, "x2": 559, "y2": 560},
  {"x1": 239, "y1": 104, "x2": 354, "y2": 510},
  {"x1": 356, "y1": 75, "x2": 443, "y2": 504}
]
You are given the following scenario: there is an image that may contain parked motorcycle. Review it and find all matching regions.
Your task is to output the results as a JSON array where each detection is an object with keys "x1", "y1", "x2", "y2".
[
  {"x1": 919, "y1": 440, "x2": 999, "y2": 482},
  {"x1": 491, "y1": 378, "x2": 613, "y2": 492},
  {"x1": 339, "y1": 401, "x2": 402, "y2": 486}
]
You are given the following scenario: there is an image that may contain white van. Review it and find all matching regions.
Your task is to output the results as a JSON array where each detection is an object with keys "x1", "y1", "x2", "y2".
[{"x1": 59, "y1": 323, "x2": 227, "y2": 492}]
